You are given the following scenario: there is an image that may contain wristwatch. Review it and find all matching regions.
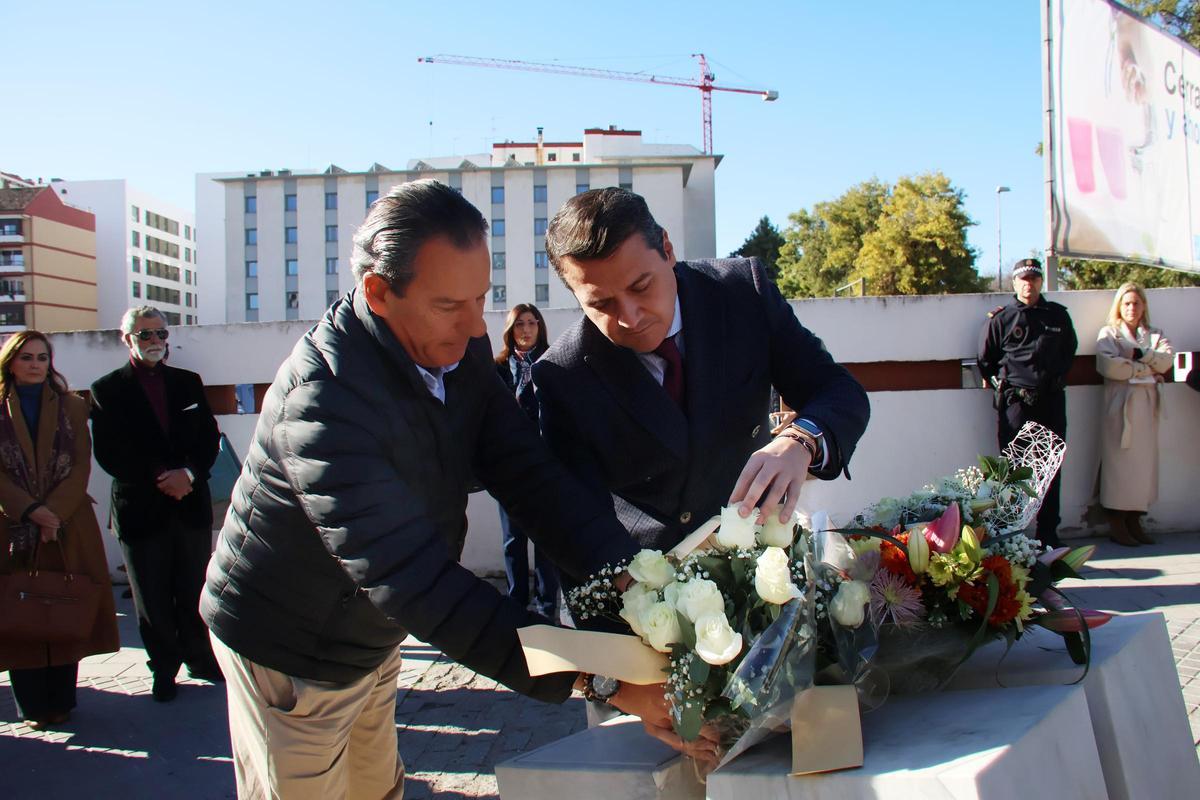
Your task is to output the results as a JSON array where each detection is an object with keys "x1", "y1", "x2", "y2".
[
  {"x1": 778, "y1": 418, "x2": 825, "y2": 465},
  {"x1": 582, "y1": 673, "x2": 621, "y2": 704}
]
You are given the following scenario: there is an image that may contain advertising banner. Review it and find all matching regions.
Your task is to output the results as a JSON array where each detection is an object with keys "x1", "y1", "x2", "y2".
[{"x1": 1050, "y1": 0, "x2": 1200, "y2": 273}]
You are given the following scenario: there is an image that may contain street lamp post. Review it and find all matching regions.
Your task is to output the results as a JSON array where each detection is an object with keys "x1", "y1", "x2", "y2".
[{"x1": 995, "y1": 186, "x2": 1010, "y2": 290}]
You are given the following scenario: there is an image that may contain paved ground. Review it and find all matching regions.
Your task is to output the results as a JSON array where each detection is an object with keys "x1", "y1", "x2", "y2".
[{"x1": 2, "y1": 533, "x2": 1198, "y2": 799}]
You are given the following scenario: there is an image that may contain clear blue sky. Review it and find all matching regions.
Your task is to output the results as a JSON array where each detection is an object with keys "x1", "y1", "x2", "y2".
[{"x1": 4, "y1": 1, "x2": 1049, "y2": 278}]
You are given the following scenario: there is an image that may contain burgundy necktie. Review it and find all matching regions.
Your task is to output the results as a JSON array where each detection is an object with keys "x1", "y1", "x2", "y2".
[{"x1": 653, "y1": 335, "x2": 685, "y2": 408}]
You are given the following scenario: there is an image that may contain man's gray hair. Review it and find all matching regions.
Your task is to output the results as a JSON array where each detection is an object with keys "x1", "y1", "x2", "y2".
[
  {"x1": 351, "y1": 179, "x2": 487, "y2": 296},
  {"x1": 120, "y1": 306, "x2": 167, "y2": 335}
]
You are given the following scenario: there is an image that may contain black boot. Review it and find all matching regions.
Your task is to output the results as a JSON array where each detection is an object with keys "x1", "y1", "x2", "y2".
[
  {"x1": 1126, "y1": 511, "x2": 1155, "y2": 544},
  {"x1": 1107, "y1": 509, "x2": 1139, "y2": 547}
]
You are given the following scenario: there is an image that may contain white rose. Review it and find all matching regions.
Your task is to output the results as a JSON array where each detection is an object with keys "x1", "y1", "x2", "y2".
[
  {"x1": 754, "y1": 546, "x2": 800, "y2": 605},
  {"x1": 673, "y1": 578, "x2": 726, "y2": 622},
  {"x1": 628, "y1": 549, "x2": 675, "y2": 590},
  {"x1": 694, "y1": 613, "x2": 744, "y2": 666},
  {"x1": 618, "y1": 582, "x2": 657, "y2": 638},
  {"x1": 662, "y1": 580, "x2": 682, "y2": 609},
  {"x1": 759, "y1": 513, "x2": 796, "y2": 548},
  {"x1": 640, "y1": 601, "x2": 683, "y2": 653},
  {"x1": 717, "y1": 505, "x2": 759, "y2": 550},
  {"x1": 829, "y1": 580, "x2": 870, "y2": 628}
]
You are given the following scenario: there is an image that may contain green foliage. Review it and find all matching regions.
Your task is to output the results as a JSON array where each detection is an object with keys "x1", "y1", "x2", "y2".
[
  {"x1": 857, "y1": 172, "x2": 987, "y2": 296},
  {"x1": 776, "y1": 172, "x2": 985, "y2": 297},
  {"x1": 776, "y1": 178, "x2": 887, "y2": 298},
  {"x1": 1059, "y1": 258, "x2": 1200, "y2": 289},
  {"x1": 676, "y1": 698, "x2": 704, "y2": 742},
  {"x1": 1124, "y1": 0, "x2": 1200, "y2": 48},
  {"x1": 729, "y1": 215, "x2": 786, "y2": 281}
]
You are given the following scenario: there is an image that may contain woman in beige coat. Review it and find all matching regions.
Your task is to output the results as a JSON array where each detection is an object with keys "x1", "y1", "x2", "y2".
[
  {"x1": 1095, "y1": 283, "x2": 1174, "y2": 546},
  {"x1": 0, "y1": 331, "x2": 119, "y2": 730}
]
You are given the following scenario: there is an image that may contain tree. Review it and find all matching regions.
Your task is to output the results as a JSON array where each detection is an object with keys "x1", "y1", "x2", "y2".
[
  {"x1": 776, "y1": 172, "x2": 985, "y2": 297},
  {"x1": 775, "y1": 178, "x2": 888, "y2": 297},
  {"x1": 1125, "y1": 0, "x2": 1200, "y2": 47},
  {"x1": 729, "y1": 216, "x2": 785, "y2": 281},
  {"x1": 856, "y1": 172, "x2": 987, "y2": 295},
  {"x1": 1059, "y1": 258, "x2": 1200, "y2": 289}
]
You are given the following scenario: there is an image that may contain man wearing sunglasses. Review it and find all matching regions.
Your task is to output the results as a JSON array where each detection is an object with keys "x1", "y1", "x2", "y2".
[{"x1": 91, "y1": 306, "x2": 222, "y2": 702}]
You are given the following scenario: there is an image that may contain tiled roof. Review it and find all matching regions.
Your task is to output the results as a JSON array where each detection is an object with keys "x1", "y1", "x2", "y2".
[{"x1": 0, "y1": 187, "x2": 41, "y2": 212}]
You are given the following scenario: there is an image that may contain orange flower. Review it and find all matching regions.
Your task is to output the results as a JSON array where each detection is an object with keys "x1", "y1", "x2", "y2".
[
  {"x1": 957, "y1": 556, "x2": 1021, "y2": 627},
  {"x1": 879, "y1": 536, "x2": 917, "y2": 584}
]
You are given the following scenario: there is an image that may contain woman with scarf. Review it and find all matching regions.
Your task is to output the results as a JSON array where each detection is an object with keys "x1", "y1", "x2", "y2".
[
  {"x1": 1095, "y1": 283, "x2": 1175, "y2": 547},
  {"x1": 494, "y1": 304, "x2": 560, "y2": 619},
  {"x1": 0, "y1": 331, "x2": 118, "y2": 729}
]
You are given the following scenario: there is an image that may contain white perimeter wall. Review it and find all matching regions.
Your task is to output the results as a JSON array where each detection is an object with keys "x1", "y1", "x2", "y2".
[{"x1": 48, "y1": 287, "x2": 1200, "y2": 579}]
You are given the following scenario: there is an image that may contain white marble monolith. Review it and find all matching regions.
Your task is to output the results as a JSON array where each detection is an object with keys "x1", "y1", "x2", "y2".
[
  {"x1": 945, "y1": 612, "x2": 1199, "y2": 800},
  {"x1": 495, "y1": 715, "x2": 704, "y2": 799},
  {"x1": 706, "y1": 684, "x2": 1107, "y2": 799}
]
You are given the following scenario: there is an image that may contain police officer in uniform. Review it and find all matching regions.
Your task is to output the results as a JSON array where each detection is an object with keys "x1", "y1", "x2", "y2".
[{"x1": 978, "y1": 258, "x2": 1077, "y2": 547}]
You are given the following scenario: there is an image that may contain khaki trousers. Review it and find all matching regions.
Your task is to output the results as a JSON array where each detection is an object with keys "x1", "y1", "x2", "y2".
[{"x1": 211, "y1": 632, "x2": 405, "y2": 800}]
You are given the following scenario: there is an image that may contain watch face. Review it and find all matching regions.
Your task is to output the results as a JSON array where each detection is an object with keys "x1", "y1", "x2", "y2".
[
  {"x1": 793, "y1": 418, "x2": 822, "y2": 439},
  {"x1": 592, "y1": 675, "x2": 619, "y2": 698}
]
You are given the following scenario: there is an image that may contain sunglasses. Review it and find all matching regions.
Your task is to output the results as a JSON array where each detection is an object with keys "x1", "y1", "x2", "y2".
[{"x1": 134, "y1": 329, "x2": 170, "y2": 342}]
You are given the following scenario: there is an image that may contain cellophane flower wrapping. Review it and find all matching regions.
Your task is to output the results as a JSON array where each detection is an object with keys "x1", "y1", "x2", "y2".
[{"x1": 565, "y1": 422, "x2": 1104, "y2": 772}]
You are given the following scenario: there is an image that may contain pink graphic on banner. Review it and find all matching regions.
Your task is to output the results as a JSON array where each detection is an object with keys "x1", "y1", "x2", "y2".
[
  {"x1": 1067, "y1": 117, "x2": 1095, "y2": 194},
  {"x1": 1095, "y1": 126, "x2": 1127, "y2": 199}
]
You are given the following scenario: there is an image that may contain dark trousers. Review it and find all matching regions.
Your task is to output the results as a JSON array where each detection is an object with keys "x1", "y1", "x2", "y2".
[
  {"x1": 499, "y1": 505, "x2": 560, "y2": 618},
  {"x1": 119, "y1": 517, "x2": 216, "y2": 678},
  {"x1": 998, "y1": 390, "x2": 1066, "y2": 547},
  {"x1": 9, "y1": 663, "x2": 78, "y2": 719}
]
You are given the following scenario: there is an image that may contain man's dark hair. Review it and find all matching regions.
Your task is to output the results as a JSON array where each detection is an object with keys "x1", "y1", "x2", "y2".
[
  {"x1": 544, "y1": 188, "x2": 666, "y2": 280},
  {"x1": 351, "y1": 179, "x2": 488, "y2": 296}
]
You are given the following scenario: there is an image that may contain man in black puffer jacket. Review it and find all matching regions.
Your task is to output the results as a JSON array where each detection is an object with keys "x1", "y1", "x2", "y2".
[{"x1": 201, "y1": 181, "x2": 654, "y2": 799}]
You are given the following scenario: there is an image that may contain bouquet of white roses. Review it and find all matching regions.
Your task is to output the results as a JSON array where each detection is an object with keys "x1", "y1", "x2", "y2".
[{"x1": 569, "y1": 505, "x2": 824, "y2": 761}]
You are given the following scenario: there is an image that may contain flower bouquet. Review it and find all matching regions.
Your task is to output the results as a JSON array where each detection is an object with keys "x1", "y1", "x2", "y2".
[{"x1": 555, "y1": 423, "x2": 1109, "y2": 771}]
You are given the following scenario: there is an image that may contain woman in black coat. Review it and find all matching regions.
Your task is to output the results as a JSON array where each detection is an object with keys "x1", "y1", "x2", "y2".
[{"x1": 494, "y1": 304, "x2": 559, "y2": 618}]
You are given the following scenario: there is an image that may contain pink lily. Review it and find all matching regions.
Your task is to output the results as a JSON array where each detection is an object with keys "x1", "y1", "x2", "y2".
[
  {"x1": 925, "y1": 503, "x2": 961, "y2": 553},
  {"x1": 1039, "y1": 608, "x2": 1113, "y2": 633},
  {"x1": 1038, "y1": 547, "x2": 1071, "y2": 565}
]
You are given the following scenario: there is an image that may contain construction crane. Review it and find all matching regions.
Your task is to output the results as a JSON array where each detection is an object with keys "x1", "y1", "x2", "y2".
[{"x1": 417, "y1": 53, "x2": 778, "y2": 155}]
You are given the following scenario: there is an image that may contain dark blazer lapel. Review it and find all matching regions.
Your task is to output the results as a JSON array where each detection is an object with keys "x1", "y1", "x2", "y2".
[
  {"x1": 677, "y1": 263, "x2": 727, "y2": 453},
  {"x1": 34, "y1": 384, "x2": 59, "y2": 480},
  {"x1": 580, "y1": 320, "x2": 688, "y2": 460},
  {"x1": 5, "y1": 392, "x2": 36, "y2": 471}
]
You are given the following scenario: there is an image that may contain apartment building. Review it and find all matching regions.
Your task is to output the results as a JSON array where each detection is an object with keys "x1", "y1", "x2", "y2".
[
  {"x1": 198, "y1": 127, "x2": 718, "y2": 323},
  {"x1": 53, "y1": 180, "x2": 198, "y2": 328},
  {"x1": 0, "y1": 184, "x2": 97, "y2": 334}
]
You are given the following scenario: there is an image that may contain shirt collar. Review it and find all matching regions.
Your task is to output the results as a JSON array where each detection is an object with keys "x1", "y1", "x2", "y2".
[{"x1": 666, "y1": 295, "x2": 683, "y2": 339}]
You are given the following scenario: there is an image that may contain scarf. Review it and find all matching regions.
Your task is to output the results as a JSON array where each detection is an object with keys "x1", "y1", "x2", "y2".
[
  {"x1": 512, "y1": 350, "x2": 534, "y2": 399},
  {"x1": 0, "y1": 386, "x2": 76, "y2": 557}
]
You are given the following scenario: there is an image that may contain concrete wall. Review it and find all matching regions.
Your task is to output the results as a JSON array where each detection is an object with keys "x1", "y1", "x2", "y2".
[{"x1": 47, "y1": 286, "x2": 1200, "y2": 580}]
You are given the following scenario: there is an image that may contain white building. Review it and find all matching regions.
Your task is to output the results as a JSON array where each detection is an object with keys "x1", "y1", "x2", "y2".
[
  {"x1": 51, "y1": 180, "x2": 199, "y2": 329},
  {"x1": 197, "y1": 127, "x2": 719, "y2": 323}
]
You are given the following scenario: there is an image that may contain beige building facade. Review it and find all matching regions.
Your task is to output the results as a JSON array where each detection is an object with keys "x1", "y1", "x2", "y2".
[
  {"x1": 198, "y1": 127, "x2": 719, "y2": 323},
  {"x1": 0, "y1": 184, "x2": 98, "y2": 334}
]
